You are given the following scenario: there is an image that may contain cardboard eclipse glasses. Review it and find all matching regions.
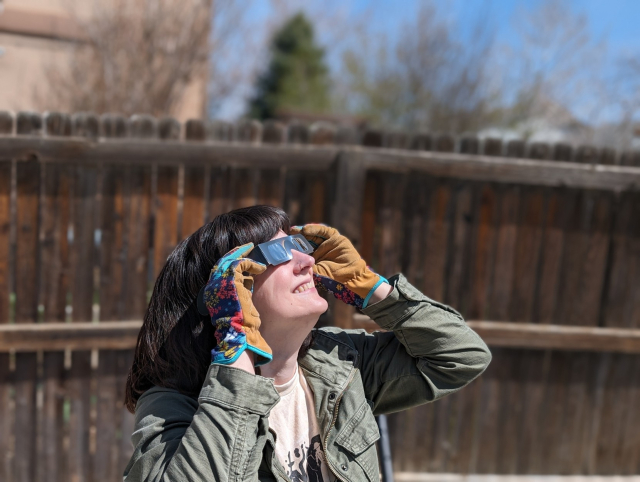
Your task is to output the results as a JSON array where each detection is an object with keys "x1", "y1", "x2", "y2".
[{"x1": 247, "y1": 234, "x2": 315, "y2": 266}]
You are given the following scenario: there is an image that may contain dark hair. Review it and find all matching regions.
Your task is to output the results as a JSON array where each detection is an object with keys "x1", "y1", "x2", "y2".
[{"x1": 125, "y1": 205, "x2": 291, "y2": 413}]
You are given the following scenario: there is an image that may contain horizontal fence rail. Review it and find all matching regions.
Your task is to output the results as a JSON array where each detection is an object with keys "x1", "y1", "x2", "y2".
[
  {"x1": 1, "y1": 136, "x2": 640, "y2": 191},
  {"x1": 3, "y1": 319, "x2": 640, "y2": 354},
  {"x1": 1, "y1": 110, "x2": 640, "y2": 481}
]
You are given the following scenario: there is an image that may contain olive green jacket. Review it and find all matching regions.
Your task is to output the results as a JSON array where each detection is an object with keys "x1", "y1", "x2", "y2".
[{"x1": 123, "y1": 274, "x2": 492, "y2": 482}]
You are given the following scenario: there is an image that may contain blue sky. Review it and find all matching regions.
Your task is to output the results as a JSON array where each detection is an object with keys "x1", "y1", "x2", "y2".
[
  {"x1": 213, "y1": 0, "x2": 640, "y2": 121},
  {"x1": 349, "y1": 0, "x2": 640, "y2": 53}
]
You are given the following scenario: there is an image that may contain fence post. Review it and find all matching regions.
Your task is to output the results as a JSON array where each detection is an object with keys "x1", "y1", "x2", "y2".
[
  {"x1": 68, "y1": 112, "x2": 100, "y2": 482},
  {"x1": 330, "y1": 150, "x2": 366, "y2": 328},
  {"x1": 14, "y1": 111, "x2": 42, "y2": 482}
]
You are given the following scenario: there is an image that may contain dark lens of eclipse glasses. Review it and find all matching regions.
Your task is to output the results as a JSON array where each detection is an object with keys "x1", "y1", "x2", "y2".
[{"x1": 247, "y1": 234, "x2": 314, "y2": 266}]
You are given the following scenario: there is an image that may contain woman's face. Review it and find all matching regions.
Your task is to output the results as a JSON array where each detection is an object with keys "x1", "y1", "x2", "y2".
[{"x1": 252, "y1": 230, "x2": 328, "y2": 325}]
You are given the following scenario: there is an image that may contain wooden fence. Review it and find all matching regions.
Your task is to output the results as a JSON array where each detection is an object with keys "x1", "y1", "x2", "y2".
[{"x1": 0, "y1": 110, "x2": 639, "y2": 481}]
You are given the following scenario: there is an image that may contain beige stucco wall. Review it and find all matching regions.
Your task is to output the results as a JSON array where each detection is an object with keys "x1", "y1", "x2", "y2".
[
  {"x1": 0, "y1": 33, "x2": 71, "y2": 113},
  {"x1": 0, "y1": 0, "x2": 208, "y2": 121}
]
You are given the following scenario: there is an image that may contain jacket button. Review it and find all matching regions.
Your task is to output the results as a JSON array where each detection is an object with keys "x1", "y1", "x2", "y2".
[
  {"x1": 328, "y1": 392, "x2": 337, "y2": 401},
  {"x1": 341, "y1": 464, "x2": 348, "y2": 471},
  {"x1": 346, "y1": 354, "x2": 354, "y2": 362}
]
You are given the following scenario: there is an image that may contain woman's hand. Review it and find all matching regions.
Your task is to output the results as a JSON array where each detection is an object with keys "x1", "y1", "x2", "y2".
[
  {"x1": 201, "y1": 243, "x2": 272, "y2": 366},
  {"x1": 290, "y1": 224, "x2": 389, "y2": 309}
]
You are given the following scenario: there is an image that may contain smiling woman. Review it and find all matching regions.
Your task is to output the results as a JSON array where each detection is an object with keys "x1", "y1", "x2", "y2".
[{"x1": 123, "y1": 204, "x2": 492, "y2": 482}]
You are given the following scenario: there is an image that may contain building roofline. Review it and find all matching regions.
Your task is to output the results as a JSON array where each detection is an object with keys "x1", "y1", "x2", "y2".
[{"x1": 0, "y1": 6, "x2": 86, "y2": 43}]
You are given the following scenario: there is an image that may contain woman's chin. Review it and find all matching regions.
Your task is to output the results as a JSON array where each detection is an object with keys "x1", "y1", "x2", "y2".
[{"x1": 307, "y1": 293, "x2": 329, "y2": 314}]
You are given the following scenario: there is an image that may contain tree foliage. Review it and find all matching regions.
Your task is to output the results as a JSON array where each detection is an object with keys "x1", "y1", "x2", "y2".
[
  {"x1": 501, "y1": 0, "x2": 606, "y2": 128},
  {"x1": 248, "y1": 13, "x2": 330, "y2": 120},
  {"x1": 336, "y1": 4, "x2": 501, "y2": 134}
]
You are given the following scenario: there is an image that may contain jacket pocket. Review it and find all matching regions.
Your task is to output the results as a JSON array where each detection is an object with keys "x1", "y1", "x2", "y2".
[{"x1": 335, "y1": 401, "x2": 380, "y2": 455}]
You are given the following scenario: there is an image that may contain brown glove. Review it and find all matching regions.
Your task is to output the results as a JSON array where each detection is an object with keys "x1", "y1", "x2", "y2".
[{"x1": 290, "y1": 224, "x2": 388, "y2": 308}]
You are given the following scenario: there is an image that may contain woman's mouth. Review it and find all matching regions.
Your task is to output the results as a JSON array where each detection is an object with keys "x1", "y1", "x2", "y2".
[{"x1": 293, "y1": 281, "x2": 314, "y2": 294}]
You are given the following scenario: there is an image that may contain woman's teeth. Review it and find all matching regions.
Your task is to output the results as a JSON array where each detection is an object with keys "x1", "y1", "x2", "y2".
[{"x1": 294, "y1": 281, "x2": 314, "y2": 293}]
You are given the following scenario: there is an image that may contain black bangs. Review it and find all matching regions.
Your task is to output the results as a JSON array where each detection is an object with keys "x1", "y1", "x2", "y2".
[{"x1": 207, "y1": 205, "x2": 291, "y2": 259}]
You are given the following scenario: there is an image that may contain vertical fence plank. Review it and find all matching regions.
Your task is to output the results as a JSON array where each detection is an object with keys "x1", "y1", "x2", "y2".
[
  {"x1": 489, "y1": 186, "x2": 520, "y2": 321},
  {"x1": 305, "y1": 123, "x2": 334, "y2": 222},
  {"x1": 259, "y1": 121, "x2": 287, "y2": 209},
  {"x1": 475, "y1": 177, "x2": 521, "y2": 473},
  {"x1": 523, "y1": 140, "x2": 575, "y2": 473},
  {"x1": 0, "y1": 110, "x2": 14, "y2": 482},
  {"x1": 505, "y1": 141, "x2": 547, "y2": 474},
  {"x1": 67, "y1": 112, "x2": 100, "y2": 482},
  {"x1": 421, "y1": 179, "x2": 452, "y2": 302},
  {"x1": 178, "y1": 119, "x2": 207, "y2": 238},
  {"x1": 116, "y1": 116, "x2": 155, "y2": 473},
  {"x1": 468, "y1": 184, "x2": 497, "y2": 320},
  {"x1": 507, "y1": 187, "x2": 546, "y2": 474},
  {"x1": 601, "y1": 192, "x2": 640, "y2": 474},
  {"x1": 39, "y1": 112, "x2": 73, "y2": 482},
  {"x1": 573, "y1": 193, "x2": 614, "y2": 475},
  {"x1": 123, "y1": 128, "x2": 152, "y2": 322},
  {"x1": 436, "y1": 136, "x2": 475, "y2": 472},
  {"x1": 450, "y1": 148, "x2": 497, "y2": 474},
  {"x1": 443, "y1": 181, "x2": 474, "y2": 313},
  {"x1": 360, "y1": 173, "x2": 377, "y2": 267},
  {"x1": 453, "y1": 139, "x2": 501, "y2": 473},
  {"x1": 330, "y1": 150, "x2": 367, "y2": 329},
  {"x1": 283, "y1": 123, "x2": 308, "y2": 224},
  {"x1": 587, "y1": 187, "x2": 639, "y2": 474},
  {"x1": 94, "y1": 114, "x2": 132, "y2": 482},
  {"x1": 144, "y1": 117, "x2": 178, "y2": 279},
  {"x1": 233, "y1": 120, "x2": 261, "y2": 209},
  {"x1": 532, "y1": 141, "x2": 574, "y2": 472},
  {"x1": 0, "y1": 349, "x2": 10, "y2": 482},
  {"x1": 198, "y1": 120, "x2": 233, "y2": 220},
  {"x1": 14, "y1": 112, "x2": 42, "y2": 482},
  {"x1": 400, "y1": 173, "x2": 428, "y2": 289},
  {"x1": 544, "y1": 187, "x2": 581, "y2": 474}
]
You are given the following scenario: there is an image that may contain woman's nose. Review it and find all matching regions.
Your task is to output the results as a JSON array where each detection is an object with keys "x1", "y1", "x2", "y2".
[{"x1": 292, "y1": 249, "x2": 315, "y2": 272}]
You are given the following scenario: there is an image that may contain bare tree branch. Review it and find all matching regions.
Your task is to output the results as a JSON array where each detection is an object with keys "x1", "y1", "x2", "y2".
[{"x1": 40, "y1": 0, "x2": 219, "y2": 117}]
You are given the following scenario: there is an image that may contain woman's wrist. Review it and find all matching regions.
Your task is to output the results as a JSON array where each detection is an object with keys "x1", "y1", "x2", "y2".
[
  {"x1": 367, "y1": 281, "x2": 393, "y2": 306},
  {"x1": 228, "y1": 350, "x2": 256, "y2": 374}
]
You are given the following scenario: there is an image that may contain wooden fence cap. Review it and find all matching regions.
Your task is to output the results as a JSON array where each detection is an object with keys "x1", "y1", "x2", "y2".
[
  {"x1": 0, "y1": 110, "x2": 15, "y2": 135},
  {"x1": 44, "y1": 112, "x2": 72, "y2": 137},
  {"x1": 130, "y1": 114, "x2": 159, "y2": 139}
]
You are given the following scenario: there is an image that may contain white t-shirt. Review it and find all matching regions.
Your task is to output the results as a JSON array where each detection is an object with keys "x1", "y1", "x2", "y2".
[{"x1": 269, "y1": 364, "x2": 336, "y2": 482}]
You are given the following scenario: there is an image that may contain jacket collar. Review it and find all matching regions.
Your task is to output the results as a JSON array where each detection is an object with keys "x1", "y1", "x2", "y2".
[{"x1": 298, "y1": 329, "x2": 358, "y2": 431}]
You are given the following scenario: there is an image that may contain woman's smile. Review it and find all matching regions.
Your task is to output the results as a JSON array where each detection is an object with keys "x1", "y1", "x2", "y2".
[{"x1": 293, "y1": 280, "x2": 315, "y2": 294}]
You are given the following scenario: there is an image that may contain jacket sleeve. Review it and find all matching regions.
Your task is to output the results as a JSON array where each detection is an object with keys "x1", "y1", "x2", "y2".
[
  {"x1": 349, "y1": 273, "x2": 491, "y2": 415},
  {"x1": 123, "y1": 364, "x2": 279, "y2": 482}
]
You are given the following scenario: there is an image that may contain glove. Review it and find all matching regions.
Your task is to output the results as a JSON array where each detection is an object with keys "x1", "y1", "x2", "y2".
[
  {"x1": 201, "y1": 243, "x2": 272, "y2": 366},
  {"x1": 290, "y1": 224, "x2": 388, "y2": 309}
]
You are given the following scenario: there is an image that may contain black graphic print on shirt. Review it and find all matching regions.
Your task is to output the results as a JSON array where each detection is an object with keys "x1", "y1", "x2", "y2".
[{"x1": 284, "y1": 434, "x2": 332, "y2": 482}]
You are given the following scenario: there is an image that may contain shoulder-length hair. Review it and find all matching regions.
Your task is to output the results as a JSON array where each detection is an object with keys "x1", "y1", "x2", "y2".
[{"x1": 124, "y1": 205, "x2": 290, "y2": 413}]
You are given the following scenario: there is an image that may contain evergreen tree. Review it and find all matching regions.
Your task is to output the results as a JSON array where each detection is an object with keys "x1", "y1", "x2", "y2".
[{"x1": 249, "y1": 13, "x2": 330, "y2": 119}]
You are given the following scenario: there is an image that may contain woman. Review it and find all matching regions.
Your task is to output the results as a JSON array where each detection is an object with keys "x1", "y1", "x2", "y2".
[{"x1": 124, "y1": 205, "x2": 491, "y2": 482}]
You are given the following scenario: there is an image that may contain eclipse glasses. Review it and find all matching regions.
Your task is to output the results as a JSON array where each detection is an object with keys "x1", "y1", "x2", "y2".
[{"x1": 247, "y1": 234, "x2": 314, "y2": 266}]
